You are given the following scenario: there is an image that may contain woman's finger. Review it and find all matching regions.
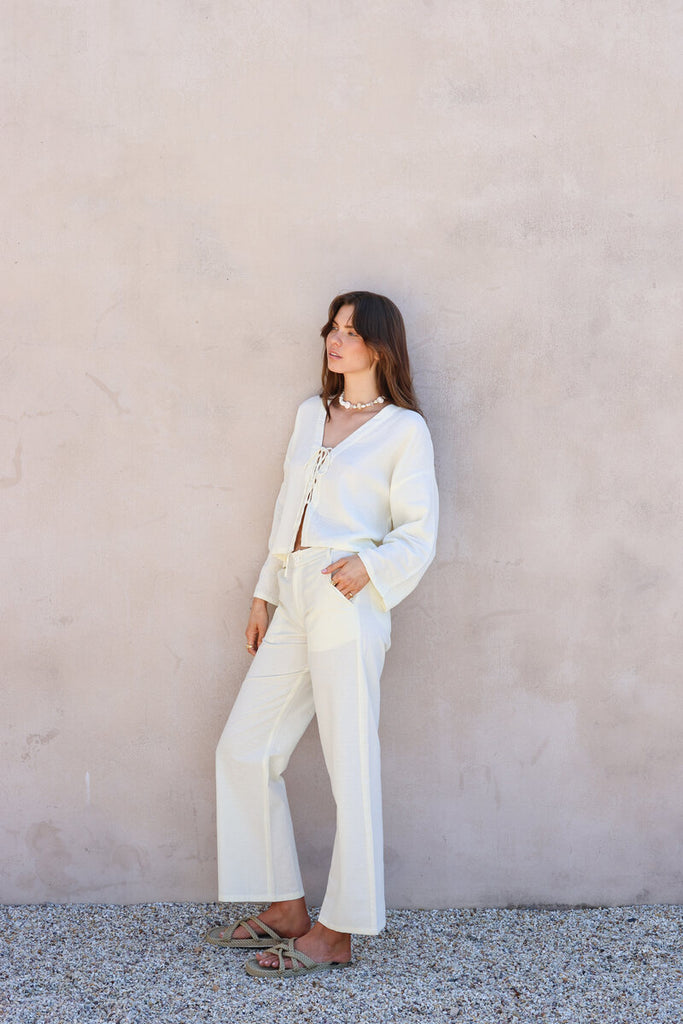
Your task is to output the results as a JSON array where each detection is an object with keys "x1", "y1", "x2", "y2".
[{"x1": 321, "y1": 558, "x2": 347, "y2": 576}]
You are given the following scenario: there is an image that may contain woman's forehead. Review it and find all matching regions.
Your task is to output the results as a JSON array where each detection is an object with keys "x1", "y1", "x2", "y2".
[{"x1": 334, "y1": 303, "x2": 355, "y2": 326}]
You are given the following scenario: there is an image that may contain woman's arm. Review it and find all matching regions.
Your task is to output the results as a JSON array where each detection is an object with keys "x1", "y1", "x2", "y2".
[
  {"x1": 356, "y1": 417, "x2": 439, "y2": 611},
  {"x1": 251, "y1": 403, "x2": 303, "y2": 605}
]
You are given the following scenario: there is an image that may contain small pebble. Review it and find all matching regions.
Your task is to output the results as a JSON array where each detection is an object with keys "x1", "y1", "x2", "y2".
[{"x1": 0, "y1": 903, "x2": 681, "y2": 1022}]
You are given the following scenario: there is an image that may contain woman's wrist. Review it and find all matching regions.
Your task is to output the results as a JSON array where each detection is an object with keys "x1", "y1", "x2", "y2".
[{"x1": 251, "y1": 596, "x2": 268, "y2": 609}]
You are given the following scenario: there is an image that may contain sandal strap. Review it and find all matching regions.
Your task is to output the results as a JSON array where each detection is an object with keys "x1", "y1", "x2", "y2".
[
  {"x1": 227, "y1": 916, "x2": 281, "y2": 942},
  {"x1": 264, "y1": 938, "x2": 318, "y2": 972}
]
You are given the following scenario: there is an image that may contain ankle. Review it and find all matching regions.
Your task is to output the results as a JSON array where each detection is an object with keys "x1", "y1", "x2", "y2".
[
  {"x1": 264, "y1": 900, "x2": 310, "y2": 924},
  {"x1": 312, "y1": 922, "x2": 350, "y2": 947}
]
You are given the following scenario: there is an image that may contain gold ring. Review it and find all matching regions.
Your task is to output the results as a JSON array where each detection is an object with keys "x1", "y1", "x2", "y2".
[{"x1": 246, "y1": 643, "x2": 254, "y2": 650}]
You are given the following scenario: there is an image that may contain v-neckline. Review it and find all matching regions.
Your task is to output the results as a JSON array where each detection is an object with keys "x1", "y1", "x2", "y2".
[{"x1": 317, "y1": 397, "x2": 397, "y2": 453}]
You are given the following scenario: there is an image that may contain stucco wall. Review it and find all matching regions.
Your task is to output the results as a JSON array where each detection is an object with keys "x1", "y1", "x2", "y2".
[{"x1": 2, "y1": 0, "x2": 681, "y2": 906}]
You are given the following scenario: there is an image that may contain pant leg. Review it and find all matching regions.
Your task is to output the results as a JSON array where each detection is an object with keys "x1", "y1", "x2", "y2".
[
  {"x1": 215, "y1": 588, "x2": 315, "y2": 902},
  {"x1": 303, "y1": 548, "x2": 392, "y2": 935},
  {"x1": 216, "y1": 545, "x2": 391, "y2": 933}
]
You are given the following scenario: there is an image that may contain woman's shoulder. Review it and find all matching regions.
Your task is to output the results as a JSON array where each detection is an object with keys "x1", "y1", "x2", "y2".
[
  {"x1": 291, "y1": 393, "x2": 323, "y2": 425},
  {"x1": 283, "y1": 394, "x2": 323, "y2": 438},
  {"x1": 388, "y1": 404, "x2": 432, "y2": 438},
  {"x1": 296, "y1": 394, "x2": 323, "y2": 413},
  {"x1": 389, "y1": 404, "x2": 424, "y2": 424},
  {"x1": 384, "y1": 406, "x2": 435, "y2": 464}
]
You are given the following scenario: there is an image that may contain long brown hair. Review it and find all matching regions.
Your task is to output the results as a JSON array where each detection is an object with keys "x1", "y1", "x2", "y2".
[{"x1": 320, "y1": 291, "x2": 422, "y2": 418}]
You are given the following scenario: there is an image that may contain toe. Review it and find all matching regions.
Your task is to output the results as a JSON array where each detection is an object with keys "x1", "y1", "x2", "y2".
[{"x1": 265, "y1": 954, "x2": 284, "y2": 969}]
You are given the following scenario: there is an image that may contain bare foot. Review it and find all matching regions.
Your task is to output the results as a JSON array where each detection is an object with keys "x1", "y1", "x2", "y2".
[
  {"x1": 217, "y1": 898, "x2": 311, "y2": 942},
  {"x1": 255, "y1": 921, "x2": 351, "y2": 969}
]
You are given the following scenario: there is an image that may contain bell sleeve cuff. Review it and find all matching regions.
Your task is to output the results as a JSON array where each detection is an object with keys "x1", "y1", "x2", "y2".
[{"x1": 253, "y1": 553, "x2": 283, "y2": 606}]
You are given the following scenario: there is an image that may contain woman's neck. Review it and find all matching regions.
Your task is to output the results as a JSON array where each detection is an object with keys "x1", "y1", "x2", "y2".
[{"x1": 342, "y1": 372, "x2": 381, "y2": 407}]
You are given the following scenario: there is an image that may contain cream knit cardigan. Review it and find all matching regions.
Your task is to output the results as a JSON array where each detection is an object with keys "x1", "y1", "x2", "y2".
[{"x1": 253, "y1": 395, "x2": 438, "y2": 612}]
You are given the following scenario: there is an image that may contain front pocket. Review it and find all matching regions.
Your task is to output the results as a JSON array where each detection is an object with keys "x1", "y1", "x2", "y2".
[
  {"x1": 327, "y1": 575, "x2": 356, "y2": 607},
  {"x1": 326, "y1": 549, "x2": 363, "y2": 606}
]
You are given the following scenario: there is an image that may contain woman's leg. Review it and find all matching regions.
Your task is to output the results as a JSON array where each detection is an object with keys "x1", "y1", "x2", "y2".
[
  {"x1": 215, "y1": 600, "x2": 315, "y2": 906},
  {"x1": 308, "y1": 583, "x2": 389, "y2": 936},
  {"x1": 255, "y1": 549, "x2": 390, "y2": 968}
]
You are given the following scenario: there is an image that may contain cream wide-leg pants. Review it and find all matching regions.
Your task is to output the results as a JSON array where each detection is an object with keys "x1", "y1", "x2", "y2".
[{"x1": 215, "y1": 546, "x2": 392, "y2": 935}]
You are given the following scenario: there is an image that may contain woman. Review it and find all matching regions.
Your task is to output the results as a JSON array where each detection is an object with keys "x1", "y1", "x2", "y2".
[{"x1": 206, "y1": 291, "x2": 438, "y2": 978}]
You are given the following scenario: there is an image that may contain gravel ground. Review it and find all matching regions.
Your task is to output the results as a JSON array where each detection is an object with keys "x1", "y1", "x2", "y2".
[{"x1": 1, "y1": 902, "x2": 681, "y2": 1023}]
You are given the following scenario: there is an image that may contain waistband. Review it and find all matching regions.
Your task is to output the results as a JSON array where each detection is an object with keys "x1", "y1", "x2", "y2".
[{"x1": 281, "y1": 546, "x2": 355, "y2": 576}]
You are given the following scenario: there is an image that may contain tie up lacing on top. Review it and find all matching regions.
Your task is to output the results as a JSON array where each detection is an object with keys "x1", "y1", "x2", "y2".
[
  {"x1": 303, "y1": 445, "x2": 333, "y2": 508},
  {"x1": 283, "y1": 446, "x2": 333, "y2": 574}
]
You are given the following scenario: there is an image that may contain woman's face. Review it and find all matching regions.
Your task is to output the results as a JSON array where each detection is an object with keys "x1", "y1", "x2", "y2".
[{"x1": 326, "y1": 304, "x2": 378, "y2": 376}]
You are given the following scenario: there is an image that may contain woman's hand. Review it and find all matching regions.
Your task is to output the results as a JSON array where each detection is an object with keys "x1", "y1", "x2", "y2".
[
  {"x1": 246, "y1": 598, "x2": 269, "y2": 656},
  {"x1": 321, "y1": 554, "x2": 370, "y2": 600}
]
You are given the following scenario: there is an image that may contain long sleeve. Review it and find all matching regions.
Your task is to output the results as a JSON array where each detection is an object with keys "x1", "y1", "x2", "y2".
[
  {"x1": 252, "y1": 409, "x2": 300, "y2": 605},
  {"x1": 356, "y1": 418, "x2": 439, "y2": 612}
]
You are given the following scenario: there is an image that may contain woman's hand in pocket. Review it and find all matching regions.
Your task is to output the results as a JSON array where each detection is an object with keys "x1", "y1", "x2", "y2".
[{"x1": 321, "y1": 554, "x2": 370, "y2": 600}]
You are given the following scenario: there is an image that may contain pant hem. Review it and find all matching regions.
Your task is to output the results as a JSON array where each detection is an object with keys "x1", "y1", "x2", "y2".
[
  {"x1": 316, "y1": 913, "x2": 386, "y2": 936},
  {"x1": 217, "y1": 891, "x2": 306, "y2": 903}
]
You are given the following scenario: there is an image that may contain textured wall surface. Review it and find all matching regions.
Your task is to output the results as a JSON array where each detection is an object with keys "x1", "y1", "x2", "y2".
[{"x1": 1, "y1": 0, "x2": 681, "y2": 906}]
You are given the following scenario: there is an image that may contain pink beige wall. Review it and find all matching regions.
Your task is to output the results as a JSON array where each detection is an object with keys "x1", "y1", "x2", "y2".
[{"x1": 2, "y1": 0, "x2": 681, "y2": 906}]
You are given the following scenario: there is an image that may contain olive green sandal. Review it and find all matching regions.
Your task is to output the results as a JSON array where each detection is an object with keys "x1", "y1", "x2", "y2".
[
  {"x1": 204, "y1": 917, "x2": 286, "y2": 949},
  {"x1": 245, "y1": 938, "x2": 353, "y2": 978}
]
